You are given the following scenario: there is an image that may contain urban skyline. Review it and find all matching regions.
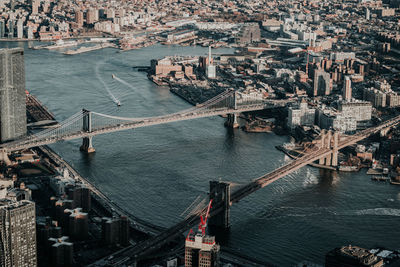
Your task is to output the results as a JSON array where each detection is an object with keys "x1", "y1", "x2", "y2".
[{"x1": 0, "y1": 0, "x2": 400, "y2": 266}]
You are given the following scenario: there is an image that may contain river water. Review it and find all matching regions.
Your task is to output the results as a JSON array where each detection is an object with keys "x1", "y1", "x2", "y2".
[{"x1": 1, "y1": 42, "x2": 399, "y2": 266}]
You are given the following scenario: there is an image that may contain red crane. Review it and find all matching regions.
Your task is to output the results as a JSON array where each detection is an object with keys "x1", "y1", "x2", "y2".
[
  {"x1": 198, "y1": 199, "x2": 213, "y2": 236},
  {"x1": 186, "y1": 199, "x2": 213, "y2": 240}
]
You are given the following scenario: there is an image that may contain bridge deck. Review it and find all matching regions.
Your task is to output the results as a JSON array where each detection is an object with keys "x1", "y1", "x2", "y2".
[{"x1": 90, "y1": 115, "x2": 400, "y2": 266}]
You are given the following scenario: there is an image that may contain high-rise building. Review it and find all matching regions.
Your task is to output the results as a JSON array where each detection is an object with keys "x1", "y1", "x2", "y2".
[
  {"x1": 7, "y1": 20, "x2": 14, "y2": 38},
  {"x1": 343, "y1": 76, "x2": 352, "y2": 100},
  {"x1": 75, "y1": 10, "x2": 83, "y2": 26},
  {"x1": 185, "y1": 199, "x2": 220, "y2": 267},
  {"x1": 32, "y1": 0, "x2": 39, "y2": 14},
  {"x1": 185, "y1": 233, "x2": 220, "y2": 267},
  {"x1": 366, "y1": 8, "x2": 371, "y2": 20},
  {"x1": 313, "y1": 69, "x2": 331, "y2": 96},
  {"x1": 63, "y1": 208, "x2": 88, "y2": 240},
  {"x1": 0, "y1": 48, "x2": 27, "y2": 143},
  {"x1": 86, "y1": 8, "x2": 99, "y2": 24},
  {"x1": 0, "y1": 20, "x2": 5, "y2": 38},
  {"x1": 101, "y1": 216, "x2": 130, "y2": 246},
  {"x1": 16, "y1": 19, "x2": 23, "y2": 39},
  {"x1": 0, "y1": 199, "x2": 37, "y2": 267},
  {"x1": 206, "y1": 46, "x2": 216, "y2": 79},
  {"x1": 48, "y1": 236, "x2": 73, "y2": 267}
]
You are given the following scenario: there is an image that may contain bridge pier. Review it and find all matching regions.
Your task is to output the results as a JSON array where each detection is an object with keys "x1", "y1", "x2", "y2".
[
  {"x1": 318, "y1": 129, "x2": 326, "y2": 165},
  {"x1": 209, "y1": 181, "x2": 231, "y2": 230},
  {"x1": 331, "y1": 131, "x2": 339, "y2": 167},
  {"x1": 317, "y1": 129, "x2": 338, "y2": 167},
  {"x1": 224, "y1": 114, "x2": 239, "y2": 128},
  {"x1": 80, "y1": 136, "x2": 95, "y2": 153},
  {"x1": 80, "y1": 109, "x2": 95, "y2": 153}
]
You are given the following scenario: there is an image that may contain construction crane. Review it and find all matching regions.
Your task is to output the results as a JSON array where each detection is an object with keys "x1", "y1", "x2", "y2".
[
  {"x1": 198, "y1": 199, "x2": 213, "y2": 236},
  {"x1": 186, "y1": 199, "x2": 213, "y2": 239}
]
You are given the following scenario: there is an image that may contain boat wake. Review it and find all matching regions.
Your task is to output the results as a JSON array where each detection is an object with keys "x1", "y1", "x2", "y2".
[
  {"x1": 112, "y1": 74, "x2": 137, "y2": 92},
  {"x1": 354, "y1": 208, "x2": 400, "y2": 216},
  {"x1": 95, "y1": 63, "x2": 121, "y2": 106}
]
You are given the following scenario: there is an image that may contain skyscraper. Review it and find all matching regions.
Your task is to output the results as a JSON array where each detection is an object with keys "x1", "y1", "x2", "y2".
[
  {"x1": 343, "y1": 76, "x2": 352, "y2": 101},
  {"x1": 313, "y1": 69, "x2": 331, "y2": 96},
  {"x1": 0, "y1": 48, "x2": 27, "y2": 143},
  {"x1": 0, "y1": 199, "x2": 37, "y2": 267}
]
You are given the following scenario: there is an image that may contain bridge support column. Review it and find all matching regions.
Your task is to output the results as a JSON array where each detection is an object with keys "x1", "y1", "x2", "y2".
[
  {"x1": 224, "y1": 114, "x2": 239, "y2": 128},
  {"x1": 319, "y1": 130, "x2": 326, "y2": 165},
  {"x1": 80, "y1": 136, "x2": 95, "y2": 153},
  {"x1": 323, "y1": 130, "x2": 332, "y2": 166},
  {"x1": 80, "y1": 109, "x2": 95, "y2": 153},
  {"x1": 331, "y1": 131, "x2": 339, "y2": 167},
  {"x1": 209, "y1": 181, "x2": 231, "y2": 230},
  {"x1": 317, "y1": 130, "x2": 339, "y2": 167}
]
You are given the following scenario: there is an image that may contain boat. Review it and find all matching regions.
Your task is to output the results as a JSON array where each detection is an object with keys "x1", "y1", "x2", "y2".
[
  {"x1": 390, "y1": 180, "x2": 400, "y2": 185},
  {"x1": 112, "y1": 74, "x2": 116, "y2": 79},
  {"x1": 116, "y1": 101, "x2": 121, "y2": 106},
  {"x1": 339, "y1": 165, "x2": 360, "y2": 172},
  {"x1": 371, "y1": 176, "x2": 389, "y2": 181}
]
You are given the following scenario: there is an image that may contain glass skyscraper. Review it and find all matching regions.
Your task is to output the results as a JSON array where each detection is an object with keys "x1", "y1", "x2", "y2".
[{"x1": 0, "y1": 48, "x2": 27, "y2": 143}]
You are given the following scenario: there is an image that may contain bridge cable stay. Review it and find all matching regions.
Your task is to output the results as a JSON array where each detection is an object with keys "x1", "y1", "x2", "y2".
[
  {"x1": 31, "y1": 111, "x2": 85, "y2": 139},
  {"x1": 89, "y1": 89, "x2": 235, "y2": 122},
  {"x1": 1, "y1": 90, "x2": 293, "y2": 152},
  {"x1": 180, "y1": 195, "x2": 202, "y2": 218},
  {"x1": 1, "y1": 90, "x2": 234, "y2": 150},
  {"x1": 2, "y1": 111, "x2": 86, "y2": 148}
]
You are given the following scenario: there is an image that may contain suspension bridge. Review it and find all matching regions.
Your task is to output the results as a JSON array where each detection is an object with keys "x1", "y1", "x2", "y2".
[
  {"x1": 0, "y1": 90, "x2": 290, "y2": 153},
  {"x1": 90, "y1": 113, "x2": 400, "y2": 266}
]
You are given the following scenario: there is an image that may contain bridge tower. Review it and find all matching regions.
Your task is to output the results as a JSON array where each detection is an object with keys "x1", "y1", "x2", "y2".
[
  {"x1": 80, "y1": 109, "x2": 95, "y2": 153},
  {"x1": 208, "y1": 181, "x2": 231, "y2": 230},
  {"x1": 225, "y1": 91, "x2": 239, "y2": 128},
  {"x1": 318, "y1": 129, "x2": 338, "y2": 167}
]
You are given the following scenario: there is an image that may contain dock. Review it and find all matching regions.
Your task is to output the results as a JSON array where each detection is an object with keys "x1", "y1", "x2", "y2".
[
  {"x1": 26, "y1": 93, "x2": 58, "y2": 127},
  {"x1": 63, "y1": 43, "x2": 116, "y2": 55}
]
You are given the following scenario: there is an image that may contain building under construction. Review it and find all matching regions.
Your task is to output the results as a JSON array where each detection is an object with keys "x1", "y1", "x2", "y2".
[{"x1": 185, "y1": 200, "x2": 220, "y2": 267}]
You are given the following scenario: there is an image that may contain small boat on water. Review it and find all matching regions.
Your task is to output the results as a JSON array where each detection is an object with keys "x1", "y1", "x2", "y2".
[
  {"x1": 112, "y1": 74, "x2": 116, "y2": 79},
  {"x1": 116, "y1": 100, "x2": 121, "y2": 106}
]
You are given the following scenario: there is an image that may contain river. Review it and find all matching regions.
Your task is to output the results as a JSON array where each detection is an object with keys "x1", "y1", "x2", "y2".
[{"x1": 1, "y1": 41, "x2": 399, "y2": 266}]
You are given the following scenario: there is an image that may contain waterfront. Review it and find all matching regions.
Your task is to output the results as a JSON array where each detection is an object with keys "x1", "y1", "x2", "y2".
[{"x1": 2, "y1": 42, "x2": 400, "y2": 266}]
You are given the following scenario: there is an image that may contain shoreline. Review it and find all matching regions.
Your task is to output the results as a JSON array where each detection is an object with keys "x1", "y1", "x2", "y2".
[{"x1": 36, "y1": 145, "x2": 164, "y2": 236}]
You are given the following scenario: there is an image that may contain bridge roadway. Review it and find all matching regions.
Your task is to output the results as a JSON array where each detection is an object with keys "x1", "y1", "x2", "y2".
[
  {"x1": 90, "y1": 114, "x2": 400, "y2": 266},
  {"x1": 2, "y1": 101, "x2": 288, "y2": 152}
]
